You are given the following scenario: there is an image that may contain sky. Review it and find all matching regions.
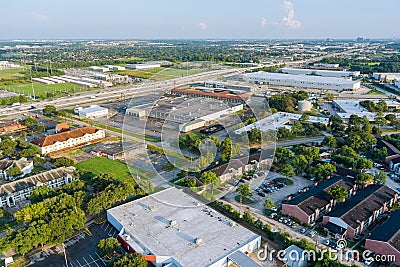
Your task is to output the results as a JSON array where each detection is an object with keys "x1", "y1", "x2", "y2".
[{"x1": 0, "y1": 0, "x2": 399, "y2": 40}]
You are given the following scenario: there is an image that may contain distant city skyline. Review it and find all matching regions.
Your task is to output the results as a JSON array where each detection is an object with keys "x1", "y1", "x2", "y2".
[{"x1": 0, "y1": 0, "x2": 399, "y2": 40}]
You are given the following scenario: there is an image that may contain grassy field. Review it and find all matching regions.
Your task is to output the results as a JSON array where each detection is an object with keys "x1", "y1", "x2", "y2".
[
  {"x1": 1, "y1": 82, "x2": 84, "y2": 96},
  {"x1": 0, "y1": 68, "x2": 26, "y2": 79},
  {"x1": 115, "y1": 67, "x2": 209, "y2": 81},
  {"x1": 76, "y1": 157, "x2": 154, "y2": 181}
]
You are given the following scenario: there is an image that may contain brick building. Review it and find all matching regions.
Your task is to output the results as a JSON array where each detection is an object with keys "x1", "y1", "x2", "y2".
[
  {"x1": 281, "y1": 176, "x2": 355, "y2": 225},
  {"x1": 322, "y1": 184, "x2": 398, "y2": 239},
  {"x1": 365, "y1": 210, "x2": 400, "y2": 266}
]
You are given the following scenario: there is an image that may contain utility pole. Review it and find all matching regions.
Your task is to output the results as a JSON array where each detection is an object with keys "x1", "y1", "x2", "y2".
[{"x1": 30, "y1": 69, "x2": 35, "y2": 100}]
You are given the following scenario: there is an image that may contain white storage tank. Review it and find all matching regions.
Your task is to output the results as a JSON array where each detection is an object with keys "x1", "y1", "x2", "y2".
[{"x1": 298, "y1": 100, "x2": 312, "y2": 112}]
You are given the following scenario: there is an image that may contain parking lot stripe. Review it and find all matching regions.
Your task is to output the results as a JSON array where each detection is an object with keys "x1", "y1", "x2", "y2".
[
  {"x1": 89, "y1": 254, "x2": 100, "y2": 267},
  {"x1": 76, "y1": 259, "x2": 84, "y2": 267},
  {"x1": 95, "y1": 252, "x2": 106, "y2": 266},
  {"x1": 82, "y1": 256, "x2": 90, "y2": 266}
]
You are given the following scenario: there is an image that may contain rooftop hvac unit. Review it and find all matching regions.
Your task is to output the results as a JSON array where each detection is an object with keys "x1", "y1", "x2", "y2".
[
  {"x1": 150, "y1": 205, "x2": 156, "y2": 211},
  {"x1": 169, "y1": 220, "x2": 177, "y2": 226},
  {"x1": 124, "y1": 234, "x2": 131, "y2": 241},
  {"x1": 194, "y1": 238, "x2": 203, "y2": 245},
  {"x1": 230, "y1": 222, "x2": 237, "y2": 227}
]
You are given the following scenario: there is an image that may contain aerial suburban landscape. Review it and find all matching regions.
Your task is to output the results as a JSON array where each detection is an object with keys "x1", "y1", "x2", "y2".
[{"x1": 1, "y1": 1, "x2": 400, "y2": 267}]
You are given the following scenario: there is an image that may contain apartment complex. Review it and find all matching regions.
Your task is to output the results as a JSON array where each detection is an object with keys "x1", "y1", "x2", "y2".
[
  {"x1": 281, "y1": 176, "x2": 356, "y2": 225},
  {"x1": 32, "y1": 126, "x2": 105, "y2": 154},
  {"x1": 365, "y1": 210, "x2": 400, "y2": 266},
  {"x1": 0, "y1": 166, "x2": 76, "y2": 207},
  {"x1": 0, "y1": 158, "x2": 33, "y2": 181},
  {"x1": 322, "y1": 184, "x2": 397, "y2": 239}
]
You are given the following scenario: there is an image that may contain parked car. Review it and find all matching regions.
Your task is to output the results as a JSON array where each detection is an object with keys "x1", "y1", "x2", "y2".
[
  {"x1": 308, "y1": 230, "x2": 317, "y2": 238},
  {"x1": 300, "y1": 228, "x2": 307, "y2": 234}
]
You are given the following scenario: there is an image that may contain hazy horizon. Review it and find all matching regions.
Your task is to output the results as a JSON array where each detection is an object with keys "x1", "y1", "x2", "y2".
[{"x1": 1, "y1": 0, "x2": 399, "y2": 40}]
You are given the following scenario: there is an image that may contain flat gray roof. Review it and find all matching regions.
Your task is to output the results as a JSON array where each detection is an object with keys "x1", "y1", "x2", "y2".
[
  {"x1": 107, "y1": 187, "x2": 260, "y2": 267},
  {"x1": 246, "y1": 72, "x2": 360, "y2": 85}
]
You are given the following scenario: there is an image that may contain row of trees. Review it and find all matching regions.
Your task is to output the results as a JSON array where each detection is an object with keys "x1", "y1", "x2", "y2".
[
  {"x1": 0, "y1": 95, "x2": 29, "y2": 106},
  {"x1": 0, "y1": 193, "x2": 85, "y2": 255}
]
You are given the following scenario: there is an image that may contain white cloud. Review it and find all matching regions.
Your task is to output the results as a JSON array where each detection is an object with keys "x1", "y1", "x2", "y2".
[
  {"x1": 32, "y1": 13, "x2": 49, "y2": 22},
  {"x1": 261, "y1": 17, "x2": 267, "y2": 28},
  {"x1": 198, "y1": 22, "x2": 208, "y2": 30},
  {"x1": 282, "y1": 0, "x2": 301, "y2": 29}
]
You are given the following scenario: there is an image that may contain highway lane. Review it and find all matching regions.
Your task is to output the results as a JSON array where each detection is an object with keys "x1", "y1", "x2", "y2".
[{"x1": 0, "y1": 68, "x2": 244, "y2": 116}]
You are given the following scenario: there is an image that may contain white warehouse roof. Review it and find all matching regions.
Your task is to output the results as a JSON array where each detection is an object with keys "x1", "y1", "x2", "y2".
[
  {"x1": 107, "y1": 187, "x2": 261, "y2": 267},
  {"x1": 244, "y1": 72, "x2": 361, "y2": 91}
]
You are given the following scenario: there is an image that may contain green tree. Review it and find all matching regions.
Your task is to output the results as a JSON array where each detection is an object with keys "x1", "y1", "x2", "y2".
[
  {"x1": 279, "y1": 164, "x2": 295, "y2": 178},
  {"x1": 322, "y1": 136, "x2": 337, "y2": 150},
  {"x1": 274, "y1": 147, "x2": 292, "y2": 163},
  {"x1": 22, "y1": 117, "x2": 38, "y2": 127},
  {"x1": 374, "y1": 171, "x2": 386, "y2": 185},
  {"x1": 96, "y1": 237, "x2": 120, "y2": 256},
  {"x1": 201, "y1": 171, "x2": 220, "y2": 194},
  {"x1": 30, "y1": 186, "x2": 57, "y2": 203},
  {"x1": 236, "y1": 183, "x2": 251, "y2": 213},
  {"x1": 113, "y1": 253, "x2": 147, "y2": 267},
  {"x1": 264, "y1": 198, "x2": 275, "y2": 210},
  {"x1": 245, "y1": 117, "x2": 256, "y2": 125},
  {"x1": 7, "y1": 166, "x2": 22, "y2": 177},
  {"x1": 328, "y1": 185, "x2": 348, "y2": 203},
  {"x1": 43, "y1": 105, "x2": 57, "y2": 116},
  {"x1": 291, "y1": 155, "x2": 309, "y2": 174},
  {"x1": 53, "y1": 157, "x2": 75, "y2": 167},
  {"x1": 300, "y1": 113, "x2": 310, "y2": 122},
  {"x1": 19, "y1": 145, "x2": 40, "y2": 157},
  {"x1": 291, "y1": 122, "x2": 304, "y2": 136},
  {"x1": 356, "y1": 173, "x2": 374, "y2": 185},
  {"x1": 311, "y1": 163, "x2": 336, "y2": 181},
  {"x1": 0, "y1": 138, "x2": 17, "y2": 155},
  {"x1": 357, "y1": 158, "x2": 373, "y2": 170}
]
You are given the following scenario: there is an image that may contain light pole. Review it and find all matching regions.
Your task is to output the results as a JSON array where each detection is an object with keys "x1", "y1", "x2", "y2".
[{"x1": 62, "y1": 243, "x2": 68, "y2": 267}]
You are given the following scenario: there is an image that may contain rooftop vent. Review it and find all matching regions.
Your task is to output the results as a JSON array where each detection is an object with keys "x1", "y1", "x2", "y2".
[
  {"x1": 229, "y1": 221, "x2": 237, "y2": 227},
  {"x1": 194, "y1": 238, "x2": 203, "y2": 245},
  {"x1": 150, "y1": 205, "x2": 156, "y2": 211},
  {"x1": 124, "y1": 234, "x2": 131, "y2": 241},
  {"x1": 169, "y1": 220, "x2": 177, "y2": 226}
]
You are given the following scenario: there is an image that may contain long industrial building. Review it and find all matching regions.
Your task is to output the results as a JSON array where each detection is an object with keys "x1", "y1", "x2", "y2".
[
  {"x1": 280, "y1": 67, "x2": 360, "y2": 78},
  {"x1": 126, "y1": 97, "x2": 243, "y2": 132},
  {"x1": 243, "y1": 72, "x2": 361, "y2": 91},
  {"x1": 107, "y1": 187, "x2": 261, "y2": 267}
]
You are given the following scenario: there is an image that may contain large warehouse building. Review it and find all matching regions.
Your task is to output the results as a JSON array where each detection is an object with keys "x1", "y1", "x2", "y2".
[
  {"x1": 107, "y1": 187, "x2": 261, "y2": 267},
  {"x1": 280, "y1": 68, "x2": 360, "y2": 78},
  {"x1": 243, "y1": 72, "x2": 361, "y2": 91},
  {"x1": 126, "y1": 97, "x2": 243, "y2": 132}
]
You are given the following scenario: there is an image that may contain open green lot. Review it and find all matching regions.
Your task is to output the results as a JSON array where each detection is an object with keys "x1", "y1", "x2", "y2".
[
  {"x1": 76, "y1": 157, "x2": 154, "y2": 182},
  {"x1": 115, "y1": 66, "x2": 209, "y2": 81},
  {"x1": 0, "y1": 68, "x2": 26, "y2": 79},
  {"x1": 1, "y1": 82, "x2": 85, "y2": 96}
]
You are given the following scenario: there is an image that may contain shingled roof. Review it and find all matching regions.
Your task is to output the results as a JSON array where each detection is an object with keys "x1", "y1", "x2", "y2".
[
  {"x1": 368, "y1": 210, "x2": 400, "y2": 252},
  {"x1": 31, "y1": 126, "x2": 100, "y2": 147},
  {"x1": 0, "y1": 158, "x2": 32, "y2": 171},
  {"x1": 284, "y1": 176, "x2": 355, "y2": 215},
  {"x1": 327, "y1": 184, "x2": 397, "y2": 228},
  {"x1": 0, "y1": 166, "x2": 75, "y2": 196}
]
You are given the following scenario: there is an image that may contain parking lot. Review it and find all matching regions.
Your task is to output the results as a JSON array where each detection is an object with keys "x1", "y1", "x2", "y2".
[
  {"x1": 252, "y1": 172, "x2": 313, "y2": 209},
  {"x1": 31, "y1": 223, "x2": 119, "y2": 267}
]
